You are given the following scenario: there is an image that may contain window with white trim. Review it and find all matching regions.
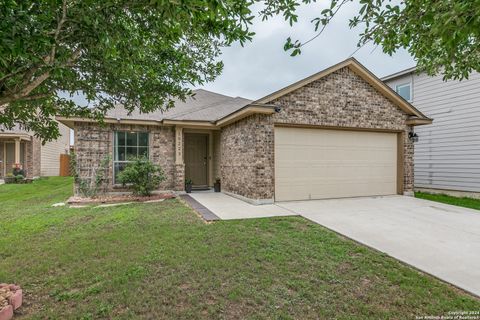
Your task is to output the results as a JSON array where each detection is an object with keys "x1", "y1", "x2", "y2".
[
  {"x1": 114, "y1": 131, "x2": 149, "y2": 182},
  {"x1": 395, "y1": 83, "x2": 411, "y2": 101}
]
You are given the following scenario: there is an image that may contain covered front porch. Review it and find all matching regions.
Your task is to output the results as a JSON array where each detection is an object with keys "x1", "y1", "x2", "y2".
[
  {"x1": 0, "y1": 133, "x2": 33, "y2": 179},
  {"x1": 174, "y1": 126, "x2": 220, "y2": 191}
]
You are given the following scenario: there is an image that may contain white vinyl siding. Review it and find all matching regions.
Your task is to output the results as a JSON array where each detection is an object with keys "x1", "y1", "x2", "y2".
[
  {"x1": 40, "y1": 122, "x2": 70, "y2": 176},
  {"x1": 385, "y1": 71, "x2": 480, "y2": 192}
]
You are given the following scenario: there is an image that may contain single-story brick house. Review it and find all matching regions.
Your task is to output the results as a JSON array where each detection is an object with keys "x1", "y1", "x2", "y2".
[{"x1": 58, "y1": 58, "x2": 432, "y2": 204}]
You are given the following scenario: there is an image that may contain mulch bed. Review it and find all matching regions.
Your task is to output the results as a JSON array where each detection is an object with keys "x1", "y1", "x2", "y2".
[{"x1": 67, "y1": 193, "x2": 176, "y2": 205}]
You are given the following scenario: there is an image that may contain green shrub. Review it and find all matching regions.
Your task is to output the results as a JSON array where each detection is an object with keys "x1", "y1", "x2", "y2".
[
  {"x1": 13, "y1": 167, "x2": 25, "y2": 176},
  {"x1": 118, "y1": 157, "x2": 165, "y2": 196}
]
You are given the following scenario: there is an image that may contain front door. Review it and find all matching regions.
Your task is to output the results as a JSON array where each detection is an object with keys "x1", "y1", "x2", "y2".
[{"x1": 184, "y1": 134, "x2": 208, "y2": 186}]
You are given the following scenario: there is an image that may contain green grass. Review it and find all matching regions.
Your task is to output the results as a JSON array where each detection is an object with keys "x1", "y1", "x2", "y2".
[
  {"x1": 1, "y1": 178, "x2": 479, "y2": 319},
  {"x1": 416, "y1": 191, "x2": 480, "y2": 211}
]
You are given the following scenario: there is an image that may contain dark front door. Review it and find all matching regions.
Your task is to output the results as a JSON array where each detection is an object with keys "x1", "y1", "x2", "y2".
[{"x1": 184, "y1": 134, "x2": 208, "y2": 186}]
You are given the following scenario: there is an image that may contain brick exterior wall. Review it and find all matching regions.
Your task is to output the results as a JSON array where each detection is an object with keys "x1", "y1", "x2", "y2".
[
  {"x1": 220, "y1": 114, "x2": 274, "y2": 201},
  {"x1": 174, "y1": 164, "x2": 185, "y2": 191},
  {"x1": 30, "y1": 137, "x2": 42, "y2": 178},
  {"x1": 212, "y1": 131, "x2": 221, "y2": 180},
  {"x1": 0, "y1": 142, "x2": 3, "y2": 177},
  {"x1": 220, "y1": 66, "x2": 414, "y2": 201},
  {"x1": 74, "y1": 122, "x2": 177, "y2": 195}
]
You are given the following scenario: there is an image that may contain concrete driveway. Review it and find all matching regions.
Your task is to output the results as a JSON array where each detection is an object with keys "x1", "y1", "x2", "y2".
[
  {"x1": 277, "y1": 195, "x2": 480, "y2": 297},
  {"x1": 190, "y1": 192, "x2": 480, "y2": 297}
]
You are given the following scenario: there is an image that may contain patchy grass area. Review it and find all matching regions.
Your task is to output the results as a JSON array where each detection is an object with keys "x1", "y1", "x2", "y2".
[
  {"x1": 416, "y1": 191, "x2": 480, "y2": 211},
  {"x1": 1, "y1": 177, "x2": 479, "y2": 319}
]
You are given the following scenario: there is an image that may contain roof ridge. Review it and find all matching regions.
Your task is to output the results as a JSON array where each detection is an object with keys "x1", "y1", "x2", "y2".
[
  {"x1": 192, "y1": 88, "x2": 235, "y2": 100},
  {"x1": 170, "y1": 96, "x2": 252, "y2": 121},
  {"x1": 166, "y1": 90, "x2": 252, "y2": 120},
  {"x1": 166, "y1": 95, "x2": 233, "y2": 120}
]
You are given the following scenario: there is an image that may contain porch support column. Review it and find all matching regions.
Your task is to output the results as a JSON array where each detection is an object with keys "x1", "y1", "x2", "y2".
[
  {"x1": 14, "y1": 138, "x2": 20, "y2": 166},
  {"x1": 175, "y1": 126, "x2": 184, "y2": 164},
  {"x1": 208, "y1": 133, "x2": 213, "y2": 186},
  {"x1": 174, "y1": 126, "x2": 185, "y2": 191}
]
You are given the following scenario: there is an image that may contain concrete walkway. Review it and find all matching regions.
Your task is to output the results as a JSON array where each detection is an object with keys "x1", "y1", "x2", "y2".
[
  {"x1": 190, "y1": 192, "x2": 480, "y2": 297},
  {"x1": 188, "y1": 192, "x2": 295, "y2": 219}
]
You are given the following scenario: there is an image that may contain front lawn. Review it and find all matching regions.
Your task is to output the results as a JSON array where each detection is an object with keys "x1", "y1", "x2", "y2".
[
  {"x1": 416, "y1": 191, "x2": 480, "y2": 211},
  {"x1": 1, "y1": 178, "x2": 479, "y2": 319}
]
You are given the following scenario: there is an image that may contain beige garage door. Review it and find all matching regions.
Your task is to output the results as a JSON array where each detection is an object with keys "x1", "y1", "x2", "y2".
[{"x1": 275, "y1": 127, "x2": 398, "y2": 201}]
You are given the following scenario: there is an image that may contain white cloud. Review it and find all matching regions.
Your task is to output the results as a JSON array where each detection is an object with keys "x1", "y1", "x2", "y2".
[{"x1": 197, "y1": 1, "x2": 415, "y2": 100}]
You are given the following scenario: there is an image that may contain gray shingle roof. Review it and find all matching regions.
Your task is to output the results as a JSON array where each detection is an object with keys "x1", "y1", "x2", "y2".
[{"x1": 106, "y1": 89, "x2": 252, "y2": 122}]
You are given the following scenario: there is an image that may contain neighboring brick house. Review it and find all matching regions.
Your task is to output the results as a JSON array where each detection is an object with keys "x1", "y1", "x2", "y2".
[
  {"x1": 58, "y1": 58, "x2": 432, "y2": 203},
  {"x1": 0, "y1": 122, "x2": 70, "y2": 179}
]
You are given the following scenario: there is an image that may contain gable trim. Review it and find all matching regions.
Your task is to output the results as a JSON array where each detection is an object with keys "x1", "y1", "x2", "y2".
[
  {"x1": 254, "y1": 58, "x2": 432, "y2": 123},
  {"x1": 216, "y1": 105, "x2": 275, "y2": 127}
]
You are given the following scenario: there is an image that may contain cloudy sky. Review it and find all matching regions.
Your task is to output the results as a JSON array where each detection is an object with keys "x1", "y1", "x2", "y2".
[{"x1": 196, "y1": 1, "x2": 415, "y2": 100}]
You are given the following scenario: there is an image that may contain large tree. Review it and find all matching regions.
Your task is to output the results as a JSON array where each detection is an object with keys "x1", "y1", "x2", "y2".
[
  {"x1": 1, "y1": 0, "x2": 479, "y2": 141},
  {"x1": 283, "y1": 0, "x2": 480, "y2": 79},
  {"x1": 0, "y1": 0, "x2": 258, "y2": 140}
]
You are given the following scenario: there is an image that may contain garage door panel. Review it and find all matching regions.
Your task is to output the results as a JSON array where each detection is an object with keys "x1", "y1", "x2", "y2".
[{"x1": 275, "y1": 127, "x2": 397, "y2": 201}]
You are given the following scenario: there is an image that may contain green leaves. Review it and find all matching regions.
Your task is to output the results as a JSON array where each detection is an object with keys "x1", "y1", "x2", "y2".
[
  {"x1": 356, "y1": 0, "x2": 480, "y2": 79},
  {"x1": 2, "y1": 0, "x2": 479, "y2": 142},
  {"x1": 284, "y1": 37, "x2": 302, "y2": 56},
  {"x1": 118, "y1": 157, "x2": 166, "y2": 196},
  {"x1": 0, "y1": 0, "x2": 262, "y2": 141},
  {"x1": 280, "y1": 0, "x2": 480, "y2": 82}
]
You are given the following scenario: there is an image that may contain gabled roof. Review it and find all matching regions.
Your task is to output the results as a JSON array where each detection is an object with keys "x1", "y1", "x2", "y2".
[
  {"x1": 255, "y1": 57, "x2": 431, "y2": 122},
  {"x1": 57, "y1": 89, "x2": 275, "y2": 129},
  {"x1": 105, "y1": 89, "x2": 253, "y2": 122},
  {"x1": 58, "y1": 58, "x2": 432, "y2": 129}
]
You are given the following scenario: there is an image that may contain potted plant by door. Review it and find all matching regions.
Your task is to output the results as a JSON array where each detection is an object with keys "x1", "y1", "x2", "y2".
[
  {"x1": 214, "y1": 177, "x2": 221, "y2": 192},
  {"x1": 185, "y1": 179, "x2": 193, "y2": 193}
]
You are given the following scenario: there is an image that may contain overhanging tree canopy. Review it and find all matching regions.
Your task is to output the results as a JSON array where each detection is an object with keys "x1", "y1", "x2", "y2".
[
  {"x1": 0, "y1": 0, "x2": 258, "y2": 140},
  {"x1": 283, "y1": 0, "x2": 480, "y2": 80},
  {"x1": 1, "y1": 0, "x2": 479, "y2": 141}
]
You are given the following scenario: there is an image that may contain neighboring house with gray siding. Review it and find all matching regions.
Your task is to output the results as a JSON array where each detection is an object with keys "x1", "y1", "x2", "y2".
[{"x1": 383, "y1": 68, "x2": 480, "y2": 197}]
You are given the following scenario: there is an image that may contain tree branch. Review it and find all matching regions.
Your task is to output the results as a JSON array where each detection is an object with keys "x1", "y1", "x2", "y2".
[
  {"x1": 17, "y1": 93, "x2": 51, "y2": 102},
  {"x1": 0, "y1": 46, "x2": 82, "y2": 107},
  {"x1": 50, "y1": 0, "x2": 68, "y2": 63},
  {"x1": 300, "y1": 0, "x2": 349, "y2": 48},
  {"x1": 0, "y1": 1, "x2": 82, "y2": 108},
  {"x1": 0, "y1": 66, "x2": 30, "y2": 84}
]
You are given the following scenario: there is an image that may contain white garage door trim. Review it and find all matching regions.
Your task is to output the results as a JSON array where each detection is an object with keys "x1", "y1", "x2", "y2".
[{"x1": 274, "y1": 126, "x2": 403, "y2": 201}]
